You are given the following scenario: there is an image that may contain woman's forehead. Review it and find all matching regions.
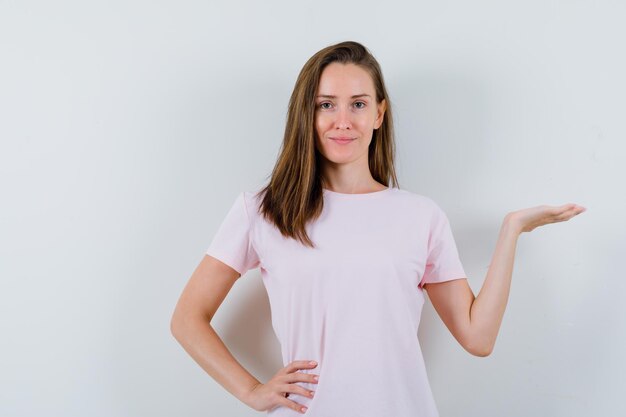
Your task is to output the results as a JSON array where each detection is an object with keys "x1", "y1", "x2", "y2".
[{"x1": 317, "y1": 63, "x2": 375, "y2": 96}]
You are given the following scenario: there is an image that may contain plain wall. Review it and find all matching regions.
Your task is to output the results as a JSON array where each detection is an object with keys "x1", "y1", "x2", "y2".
[{"x1": 1, "y1": 1, "x2": 624, "y2": 416}]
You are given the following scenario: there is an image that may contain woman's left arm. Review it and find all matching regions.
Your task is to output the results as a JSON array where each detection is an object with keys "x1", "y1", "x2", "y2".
[{"x1": 424, "y1": 203, "x2": 587, "y2": 357}]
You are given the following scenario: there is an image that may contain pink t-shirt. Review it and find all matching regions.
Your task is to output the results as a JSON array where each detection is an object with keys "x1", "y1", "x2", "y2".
[{"x1": 206, "y1": 186, "x2": 467, "y2": 417}]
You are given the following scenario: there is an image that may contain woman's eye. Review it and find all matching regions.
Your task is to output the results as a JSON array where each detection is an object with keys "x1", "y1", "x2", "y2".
[{"x1": 317, "y1": 101, "x2": 366, "y2": 110}]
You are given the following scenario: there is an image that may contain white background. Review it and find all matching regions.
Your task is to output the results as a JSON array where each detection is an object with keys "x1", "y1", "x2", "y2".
[{"x1": 1, "y1": 1, "x2": 624, "y2": 416}]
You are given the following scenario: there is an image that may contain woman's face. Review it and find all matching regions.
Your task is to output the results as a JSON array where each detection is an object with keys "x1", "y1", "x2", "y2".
[{"x1": 314, "y1": 62, "x2": 386, "y2": 167}]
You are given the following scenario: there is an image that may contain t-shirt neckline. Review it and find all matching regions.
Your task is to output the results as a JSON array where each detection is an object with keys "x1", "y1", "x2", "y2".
[{"x1": 322, "y1": 187, "x2": 394, "y2": 198}]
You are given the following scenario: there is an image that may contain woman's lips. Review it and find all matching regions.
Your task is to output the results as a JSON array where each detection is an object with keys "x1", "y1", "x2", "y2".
[{"x1": 330, "y1": 137, "x2": 355, "y2": 144}]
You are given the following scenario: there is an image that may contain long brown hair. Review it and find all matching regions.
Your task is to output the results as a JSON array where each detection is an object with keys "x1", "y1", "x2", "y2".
[{"x1": 257, "y1": 40, "x2": 399, "y2": 248}]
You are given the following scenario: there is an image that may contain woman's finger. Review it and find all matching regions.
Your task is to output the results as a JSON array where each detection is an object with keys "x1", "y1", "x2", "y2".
[
  {"x1": 279, "y1": 396, "x2": 308, "y2": 414},
  {"x1": 284, "y1": 371, "x2": 319, "y2": 384},
  {"x1": 281, "y1": 382, "x2": 315, "y2": 399},
  {"x1": 555, "y1": 205, "x2": 585, "y2": 222},
  {"x1": 281, "y1": 360, "x2": 317, "y2": 376}
]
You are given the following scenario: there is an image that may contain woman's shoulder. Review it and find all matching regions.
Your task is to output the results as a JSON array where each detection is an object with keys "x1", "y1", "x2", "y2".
[
  {"x1": 391, "y1": 187, "x2": 439, "y2": 209},
  {"x1": 239, "y1": 186, "x2": 267, "y2": 218}
]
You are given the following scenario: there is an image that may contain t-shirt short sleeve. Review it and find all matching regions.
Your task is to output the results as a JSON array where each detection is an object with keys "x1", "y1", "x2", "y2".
[
  {"x1": 206, "y1": 192, "x2": 260, "y2": 276},
  {"x1": 418, "y1": 201, "x2": 467, "y2": 289}
]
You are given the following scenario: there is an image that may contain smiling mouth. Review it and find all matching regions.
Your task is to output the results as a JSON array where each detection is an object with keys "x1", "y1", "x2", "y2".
[{"x1": 329, "y1": 137, "x2": 356, "y2": 144}]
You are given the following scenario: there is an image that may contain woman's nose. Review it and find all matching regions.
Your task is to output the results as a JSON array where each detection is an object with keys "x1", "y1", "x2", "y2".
[{"x1": 334, "y1": 107, "x2": 352, "y2": 129}]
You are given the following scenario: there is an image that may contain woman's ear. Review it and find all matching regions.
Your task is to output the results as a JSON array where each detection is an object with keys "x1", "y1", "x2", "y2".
[{"x1": 375, "y1": 99, "x2": 387, "y2": 129}]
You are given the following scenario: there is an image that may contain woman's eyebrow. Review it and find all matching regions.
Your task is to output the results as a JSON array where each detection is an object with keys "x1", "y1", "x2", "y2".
[{"x1": 316, "y1": 94, "x2": 371, "y2": 99}]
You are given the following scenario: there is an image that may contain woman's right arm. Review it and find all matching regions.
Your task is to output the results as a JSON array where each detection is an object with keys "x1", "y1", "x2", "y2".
[
  {"x1": 170, "y1": 254, "x2": 261, "y2": 405},
  {"x1": 170, "y1": 254, "x2": 319, "y2": 414}
]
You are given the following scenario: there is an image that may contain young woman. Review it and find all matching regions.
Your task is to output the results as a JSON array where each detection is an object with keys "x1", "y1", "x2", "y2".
[{"x1": 170, "y1": 41, "x2": 586, "y2": 416}]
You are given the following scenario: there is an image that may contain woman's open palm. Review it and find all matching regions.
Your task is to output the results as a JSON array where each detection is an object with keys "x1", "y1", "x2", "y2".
[{"x1": 508, "y1": 203, "x2": 586, "y2": 233}]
